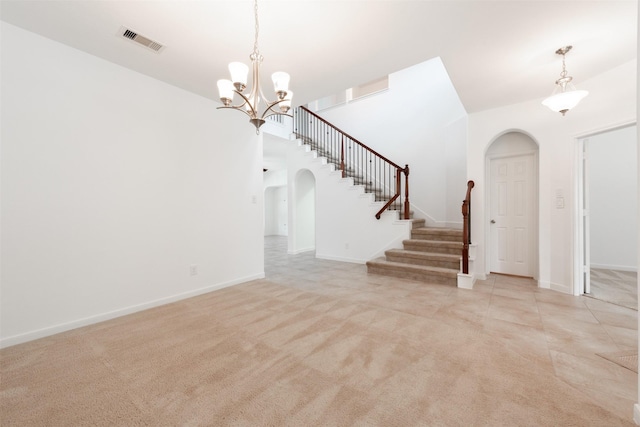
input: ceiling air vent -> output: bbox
[119,26,165,53]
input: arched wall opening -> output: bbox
[484,130,540,280]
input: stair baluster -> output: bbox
[294,106,410,220]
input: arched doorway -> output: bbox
[485,131,539,279]
[293,169,315,253]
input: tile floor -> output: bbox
[264,236,639,420]
[590,268,638,311]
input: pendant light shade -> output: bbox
[229,62,249,91]
[542,89,589,115]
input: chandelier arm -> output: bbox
[217,90,252,111]
[216,104,257,120]
[260,98,292,118]
[260,109,293,121]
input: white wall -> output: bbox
[0,23,264,347]
[286,142,412,262]
[316,58,468,227]
[294,170,315,251]
[468,59,637,294]
[588,125,637,271]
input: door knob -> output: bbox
[491,219,496,224]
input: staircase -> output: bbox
[294,106,410,220]
[292,106,472,287]
[366,219,462,285]
[304,139,386,201]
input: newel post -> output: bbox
[461,180,475,275]
[403,164,410,220]
[462,199,470,274]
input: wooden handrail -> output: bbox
[294,106,410,220]
[298,106,404,170]
[461,180,475,274]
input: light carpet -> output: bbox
[0,279,635,426]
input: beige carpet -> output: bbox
[1,280,635,426]
[598,350,639,373]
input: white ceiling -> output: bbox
[1,1,637,113]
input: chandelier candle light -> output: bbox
[217,0,292,133]
[542,45,588,116]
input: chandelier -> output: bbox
[542,46,588,116]
[216,0,292,133]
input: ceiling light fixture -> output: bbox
[216,0,292,133]
[542,45,588,116]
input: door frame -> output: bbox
[484,133,539,280]
[573,121,637,296]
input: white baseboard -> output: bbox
[590,263,637,272]
[0,273,264,349]
[550,281,572,294]
[288,247,315,255]
[315,253,366,264]
[634,403,640,425]
[538,280,551,289]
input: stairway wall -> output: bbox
[286,140,412,263]
[314,58,468,228]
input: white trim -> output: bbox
[574,120,636,140]
[457,273,474,289]
[590,263,638,272]
[572,121,638,296]
[574,136,589,296]
[288,247,315,255]
[0,274,264,349]
[633,403,640,425]
[316,254,366,264]
[550,281,572,295]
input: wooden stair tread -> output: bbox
[366,258,458,275]
[385,249,460,260]
[403,239,462,247]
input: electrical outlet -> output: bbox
[189,264,198,276]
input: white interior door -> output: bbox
[490,154,534,276]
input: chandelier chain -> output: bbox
[253,0,260,57]
[560,53,567,78]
